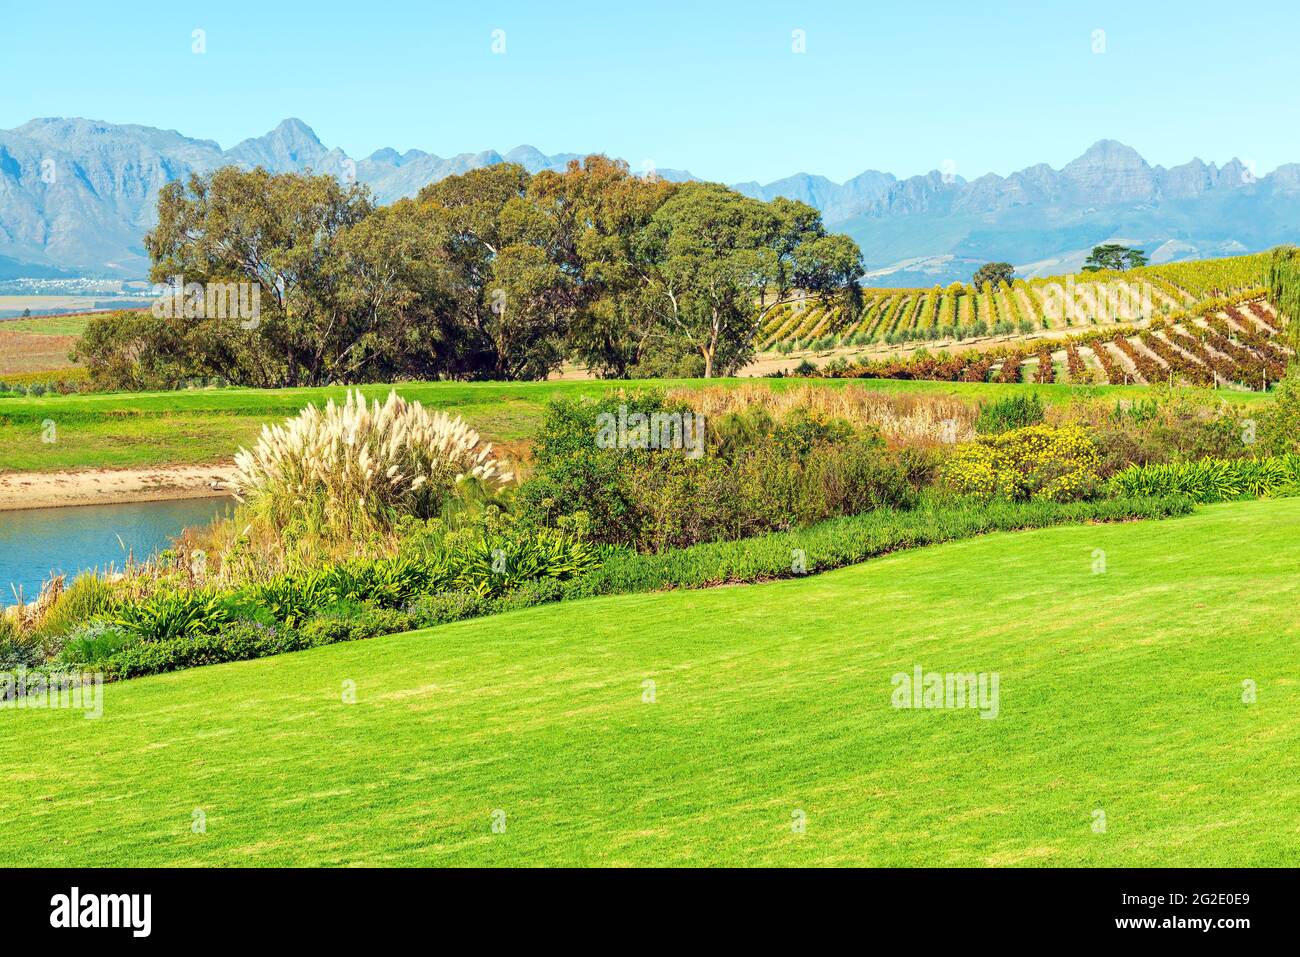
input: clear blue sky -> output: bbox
[3,0,1297,184]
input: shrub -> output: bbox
[297,606,417,645]
[0,614,42,669]
[976,393,1045,434]
[513,390,683,544]
[29,573,118,646]
[806,439,924,517]
[56,620,138,666]
[442,525,601,596]
[104,622,301,679]
[1107,455,1300,502]
[110,589,243,643]
[565,496,1191,596]
[1256,371,1300,455]
[1051,391,1249,475]
[233,389,511,537]
[941,425,1102,502]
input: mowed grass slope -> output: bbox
[0,376,1263,473]
[2,498,1298,867]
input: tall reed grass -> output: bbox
[233,389,512,538]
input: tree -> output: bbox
[973,262,1014,289]
[528,156,677,378]
[634,183,862,377]
[73,309,194,390]
[418,163,579,379]
[145,167,379,387]
[20,308,31,318]
[1083,244,1147,272]
[78,159,867,389]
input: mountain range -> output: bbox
[2,117,1298,286]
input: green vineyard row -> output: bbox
[761,252,1271,351]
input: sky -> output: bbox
[2,0,1298,185]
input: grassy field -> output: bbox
[2,497,1296,866]
[0,376,1265,473]
[0,314,95,335]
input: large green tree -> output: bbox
[634,183,862,377]
[79,160,866,389]
[529,156,678,378]
[143,167,440,387]
[1083,244,1148,272]
[973,262,1014,289]
[418,164,582,379]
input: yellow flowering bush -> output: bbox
[941,425,1101,502]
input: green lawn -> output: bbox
[2,497,1296,866]
[0,375,1263,473]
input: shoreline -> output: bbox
[0,464,239,511]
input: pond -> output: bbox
[0,497,235,606]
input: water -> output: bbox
[0,497,234,606]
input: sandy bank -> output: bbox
[0,464,238,511]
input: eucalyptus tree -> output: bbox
[634,183,863,377]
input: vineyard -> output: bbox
[812,299,1292,392]
[759,252,1270,352]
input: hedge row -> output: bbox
[90,495,1194,682]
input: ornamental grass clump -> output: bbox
[1107,454,1300,503]
[233,389,512,537]
[940,424,1101,502]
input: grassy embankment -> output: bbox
[0,376,1266,473]
[1,497,1296,866]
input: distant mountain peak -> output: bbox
[0,116,1292,286]
[225,118,329,171]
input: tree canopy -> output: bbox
[972,262,1014,290]
[1083,244,1148,272]
[77,159,863,388]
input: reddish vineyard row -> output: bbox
[808,301,1291,391]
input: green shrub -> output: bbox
[975,393,1045,434]
[297,606,417,645]
[514,391,684,544]
[0,615,42,669]
[104,622,300,679]
[1107,455,1300,503]
[1256,372,1300,455]
[111,589,244,643]
[55,620,135,666]
[563,496,1191,597]
[30,573,118,645]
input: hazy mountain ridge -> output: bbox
[1,117,1297,284]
